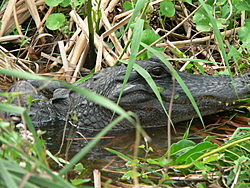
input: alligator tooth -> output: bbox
[232,102,235,105]
[219,101,222,104]
[226,103,229,106]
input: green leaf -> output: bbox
[46,13,66,30]
[72,0,86,7]
[228,46,241,63]
[147,158,159,165]
[215,0,227,6]
[221,4,230,18]
[176,142,218,163]
[140,29,161,46]
[202,153,223,163]
[215,18,227,29]
[186,152,204,164]
[60,0,70,7]
[158,157,170,167]
[148,147,153,152]
[194,4,228,31]
[0,159,75,188]
[0,122,11,129]
[193,7,211,31]
[173,48,185,58]
[234,0,250,11]
[138,145,146,149]
[160,0,175,17]
[46,150,67,167]
[196,182,207,188]
[227,156,250,185]
[122,170,141,180]
[157,87,164,93]
[193,160,205,170]
[125,0,147,32]
[123,1,133,11]
[239,22,250,50]
[204,136,213,142]
[106,148,162,177]
[169,139,196,156]
[138,29,164,59]
[45,0,63,7]
[215,69,230,75]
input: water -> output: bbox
[44,119,203,173]
[42,111,248,183]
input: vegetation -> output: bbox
[0,0,250,187]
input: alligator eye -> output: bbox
[151,67,165,77]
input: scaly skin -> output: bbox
[6,57,250,129]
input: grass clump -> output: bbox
[107,128,250,187]
[0,0,250,187]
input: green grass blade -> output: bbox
[59,112,136,176]
[125,0,148,33]
[198,0,233,81]
[0,160,18,188]
[0,68,137,176]
[198,0,228,64]
[166,58,221,66]
[115,0,148,64]
[116,18,144,107]
[39,166,77,188]
[1,159,75,188]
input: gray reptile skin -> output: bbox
[5,57,250,129]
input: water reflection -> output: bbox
[43,119,203,172]
[42,111,248,180]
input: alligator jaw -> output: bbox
[113,60,250,126]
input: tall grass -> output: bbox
[0,69,137,187]
[0,0,246,187]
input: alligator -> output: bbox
[5,57,250,129]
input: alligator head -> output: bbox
[5,57,250,129]
[104,57,250,128]
[47,57,250,129]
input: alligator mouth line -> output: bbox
[120,91,247,107]
[119,84,250,106]
[164,98,245,107]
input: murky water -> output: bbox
[42,111,248,183]
[43,119,205,177]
